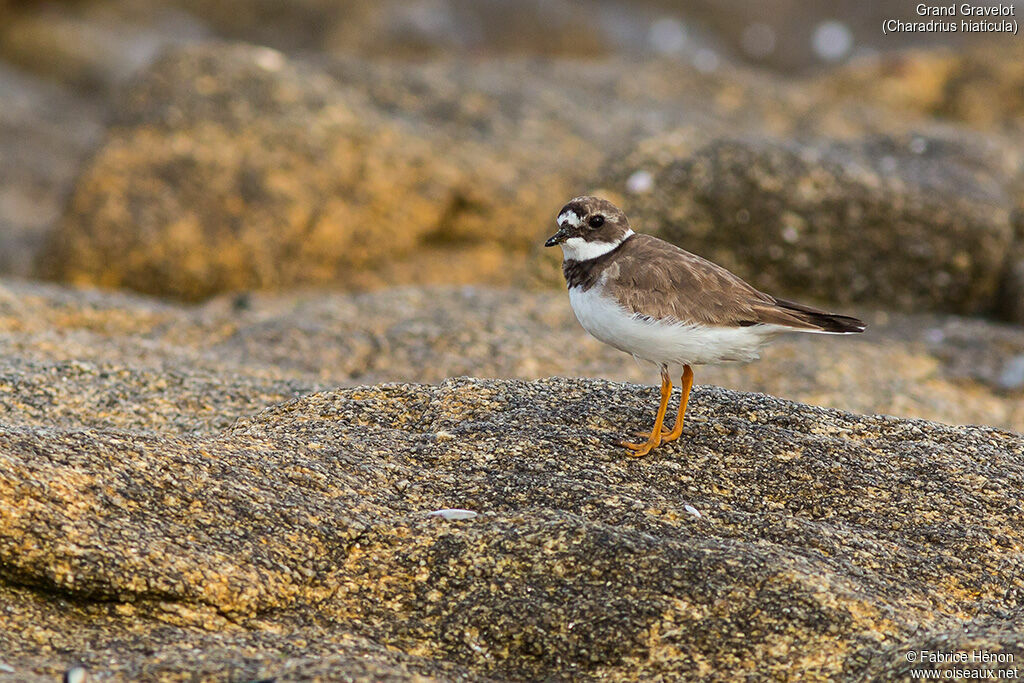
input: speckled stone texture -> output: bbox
[0,278,1023,679]
[3,6,1024,681]
[0,377,1022,681]
[607,133,1022,319]
[3,279,1024,435]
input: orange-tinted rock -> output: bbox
[38,44,583,300]
[0,374,1022,680]
[33,41,1024,316]
[820,43,1024,133]
[2,277,1023,679]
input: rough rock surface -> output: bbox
[607,133,1022,318]
[1,376,1022,681]
[1,5,1022,679]
[2,279,1023,436]
[2,279,1023,679]
[39,43,519,300]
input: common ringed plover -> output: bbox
[546,195,865,457]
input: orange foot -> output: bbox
[624,365,694,455]
[620,431,663,458]
[620,367,672,458]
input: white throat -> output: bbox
[560,229,634,262]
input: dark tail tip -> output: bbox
[773,297,866,334]
[815,313,866,334]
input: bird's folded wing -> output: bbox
[609,234,862,332]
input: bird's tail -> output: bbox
[767,297,866,334]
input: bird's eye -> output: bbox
[588,215,605,228]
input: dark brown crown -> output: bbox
[556,196,632,244]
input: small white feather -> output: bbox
[428,508,478,521]
[557,211,583,228]
[559,229,634,262]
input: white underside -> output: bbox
[569,285,791,367]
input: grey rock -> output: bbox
[608,134,1020,318]
[2,279,1023,435]
[0,64,104,277]
[997,355,1024,392]
[1,277,1023,678]
[0,376,1021,680]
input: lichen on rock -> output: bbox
[0,375,1022,680]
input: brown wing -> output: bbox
[607,234,864,332]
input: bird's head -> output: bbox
[545,196,633,261]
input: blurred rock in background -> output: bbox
[609,133,1020,316]
[0,63,103,276]
[5,0,1016,73]
[2,0,1022,318]
[26,43,1024,322]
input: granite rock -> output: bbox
[38,43,488,300]
[34,42,794,299]
[607,133,1022,319]
[36,41,1024,316]
[2,279,1023,436]
[0,376,1022,680]
[2,278,1023,678]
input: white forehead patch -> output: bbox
[557,211,583,228]
[559,230,634,262]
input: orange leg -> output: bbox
[621,366,672,458]
[659,365,693,444]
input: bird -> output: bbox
[545,195,865,458]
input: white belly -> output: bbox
[568,285,776,366]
